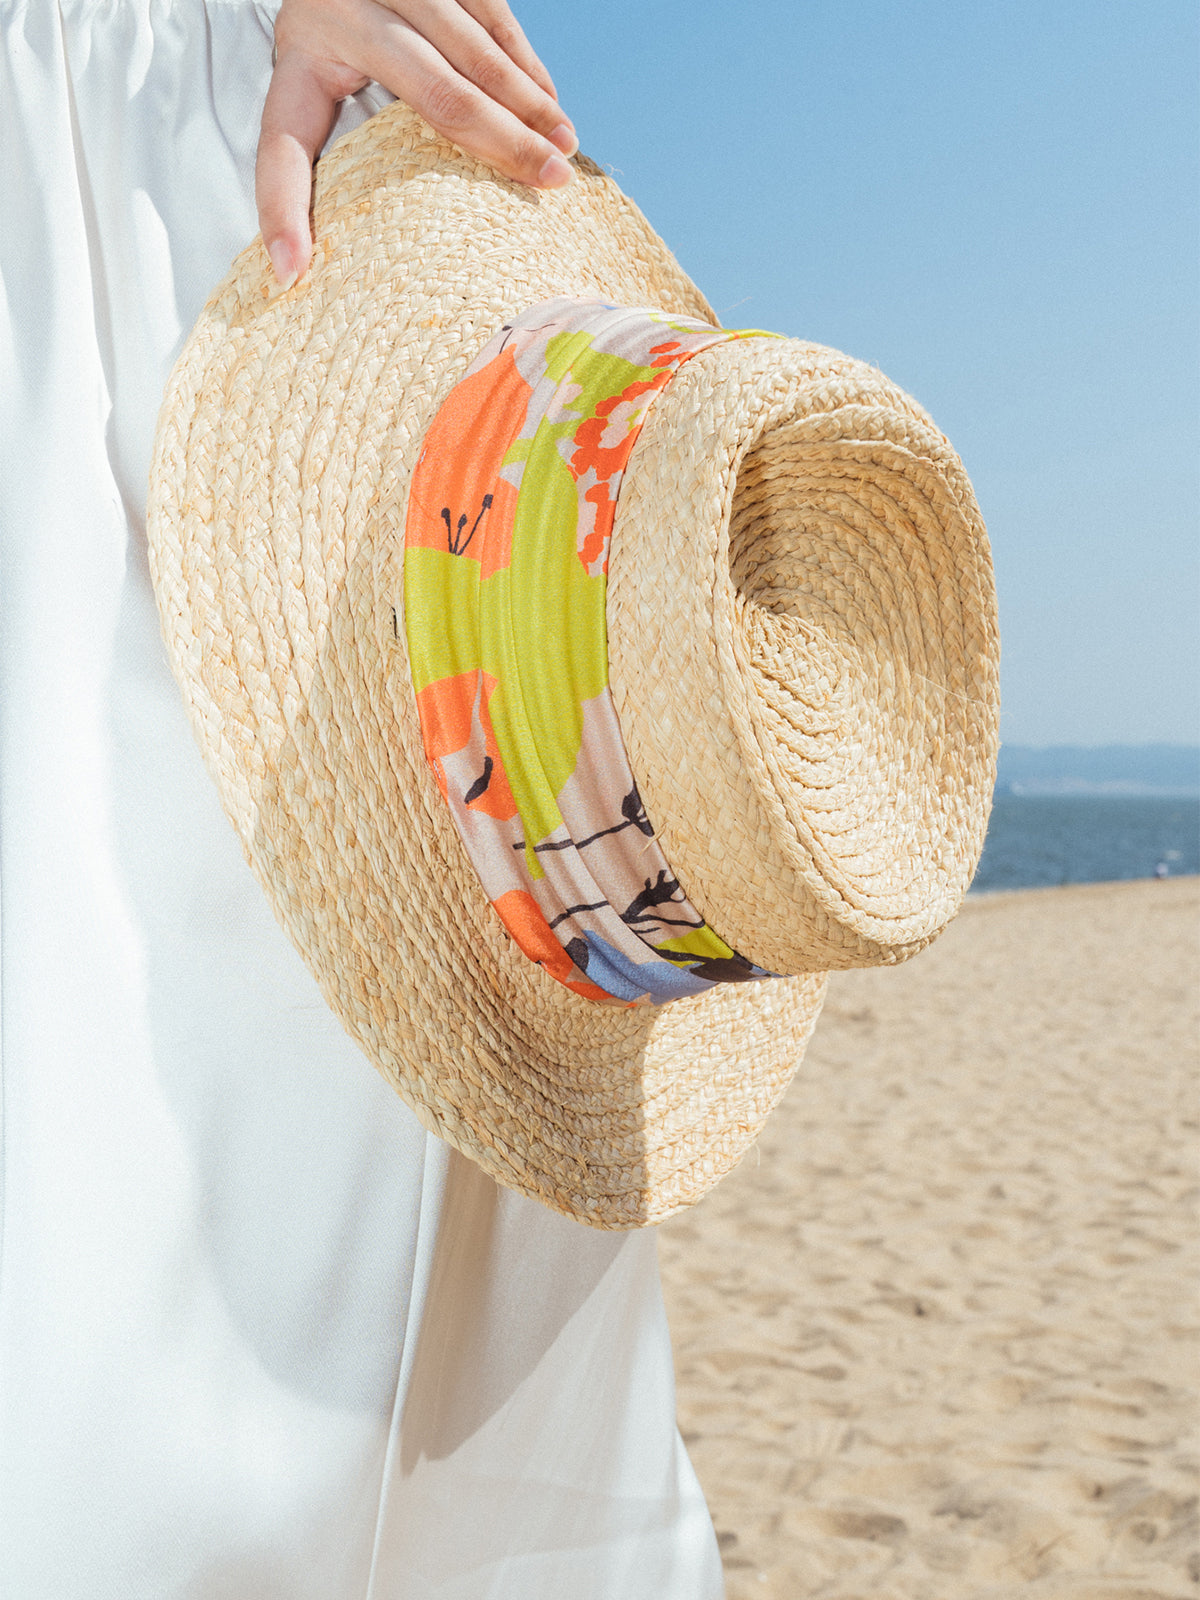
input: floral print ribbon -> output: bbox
[404,297,776,1006]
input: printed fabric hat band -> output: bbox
[404,296,777,1006]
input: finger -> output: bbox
[380,0,576,154]
[256,47,365,285]
[358,17,576,187]
[454,0,559,102]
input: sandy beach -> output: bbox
[658,876,1198,1600]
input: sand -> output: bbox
[658,876,1199,1600]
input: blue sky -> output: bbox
[520,0,1198,746]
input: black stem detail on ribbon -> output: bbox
[547,900,609,931]
[620,871,706,933]
[621,787,655,836]
[666,953,761,982]
[463,757,493,806]
[441,493,493,556]
[514,788,654,853]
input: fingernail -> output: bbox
[549,122,579,157]
[267,239,298,290]
[538,152,574,189]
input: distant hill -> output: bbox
[995,744,1200,796]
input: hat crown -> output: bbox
[609,337,999,973]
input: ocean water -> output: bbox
[970,794,1200,893]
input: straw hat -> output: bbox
[147,101,999,1228]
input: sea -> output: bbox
[970,794,1200,893]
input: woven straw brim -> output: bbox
[147,104,996,1227]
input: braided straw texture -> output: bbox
[147,103,997,1228]
[611,340,999,974]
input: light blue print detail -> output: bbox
[580,932,712,1005]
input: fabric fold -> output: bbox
[405,296,776,1005]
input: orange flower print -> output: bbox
[491,888,612,1001]
[414,669,517,821]
[406,299,777,1007]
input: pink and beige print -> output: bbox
[404,297,777,1005]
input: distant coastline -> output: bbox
[994,742,1200,798]
[972,790,1198,891]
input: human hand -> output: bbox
[257,0,577,286]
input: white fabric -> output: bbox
[0,2,725,1594]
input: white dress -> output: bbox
[0,2,724,1594]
